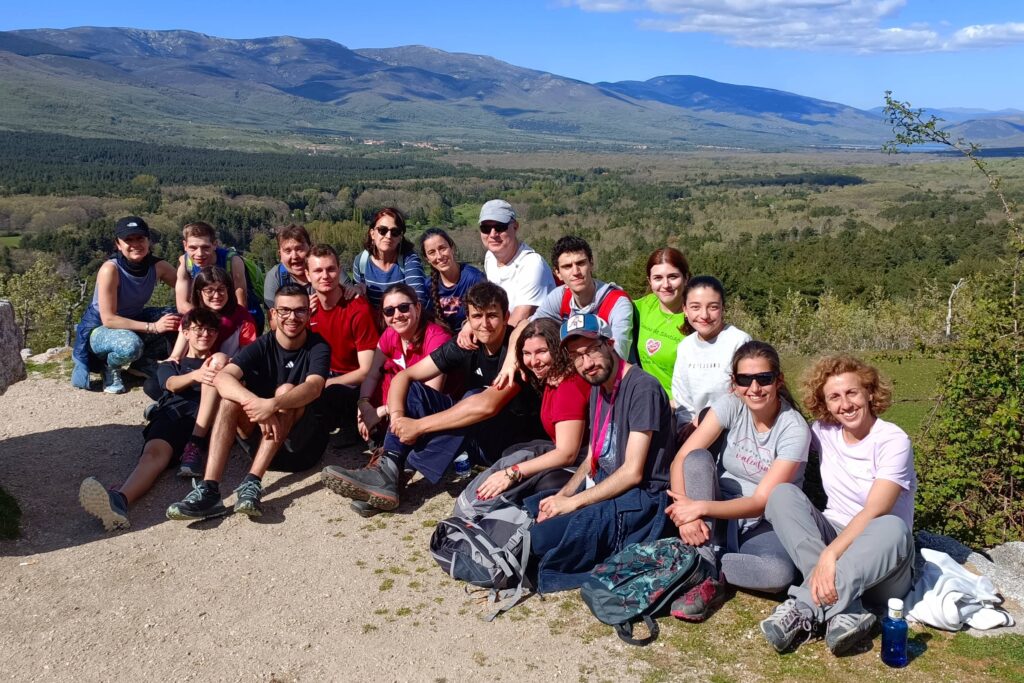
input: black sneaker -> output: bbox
[166,480,228,521]
[233,478,263,517]
[321,454,400,511]
[79,477,130,531]
[760,598,817,653]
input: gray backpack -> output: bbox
[429,505,534,620]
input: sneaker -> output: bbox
[178,441,207,479]
[233,478,264,517]
[79,477,129,531]
[321,454,400,511]
[166,480,228,521]
[102,366,126,394]
[143,401,159,421]
[670,575,727,622]
[825,611,876,655]
[760,598,817,653]
[71,359,91,390]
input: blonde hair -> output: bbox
[802,354,893,424]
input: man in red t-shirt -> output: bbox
[307,245,379,436]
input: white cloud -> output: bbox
[569,0,1024,53]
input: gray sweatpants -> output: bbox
[682,449,797,593]
[764,482,915,621]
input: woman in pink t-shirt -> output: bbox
[760,355,916,657]
[473,318,590,502]
[356,283,451,445]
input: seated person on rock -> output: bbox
[71,216,180,394]
[79,308,224,531]
[174,221,264,333]
[321,281,544,513]
[306,244,379,441]
[523,313,675,594]
[165,284,330,522]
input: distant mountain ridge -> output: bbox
[0,27,1020,151]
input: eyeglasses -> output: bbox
[275,306,310,319]
[374,226,405,238]
[479,221,511,235]
[188,326,217,336]
[734,371,778,387]
[382,302,415,318]
[201,286,228,297]
[568,340,605,367]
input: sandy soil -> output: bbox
[0,379,641,682]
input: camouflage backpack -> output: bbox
[580,537,708,646]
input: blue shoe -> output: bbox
[71,359,91,390]
[79,477,129,531]
[103,366,126,394]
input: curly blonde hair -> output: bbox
[802,355,893,424]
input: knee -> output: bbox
[210,352,229,368]
[275,383,295,397]
[722,553,796,594]
[874,515,914,557]
[140,441,172,467]
[764,482,804,522]
[682,449,714,479]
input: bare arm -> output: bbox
[387,355,444,417]
[174,257,193,314]
[507,304,537,327]
[492,318,529,388]
[416,383,518,435]
[327,348,375,387]
[669,409,724,497]
[229,254,247,308]
[273,374,327,411]
[691,458,803,521]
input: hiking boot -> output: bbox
[79,477,129,531]
[321,454,400,511]
[233,478,264,517]
[760,598,817,653]
[102,366,127,394]
[71,359,91,390]
[825,611,876,655]
[670,575,727,622]
[166,480,228,521]
[178,441,207,479]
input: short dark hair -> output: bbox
[275,283,309,303]
[191,266,237,316]
[182,222,217,241]
[552,235,593,266]
[276,224,311,246]
[464,281,509,317]
[181,307,220,331]
[307,243,339,265]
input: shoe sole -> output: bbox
[177,467,204,479]
[103,386,127,395]
[827,616,876,655]
[321,470,399,511]
[234,502,263,518]
[350,500,382,518]
[165,504,230,521]
[79,478,129,531]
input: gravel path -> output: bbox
[0,379,640,682]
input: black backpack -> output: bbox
[580,537,709,646]
[430,505,534,620]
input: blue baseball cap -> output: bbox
[560,313,612,344]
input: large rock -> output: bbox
[0,300,27,395]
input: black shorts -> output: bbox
[237,409,329,473]
[313,383,359,431]
[142,403,199,463]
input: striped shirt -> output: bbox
[352,249,429,310]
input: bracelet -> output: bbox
[146,322,154,334]
[505,464,523,483]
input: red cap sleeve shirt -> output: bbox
[309,295,380,375]
[540,372,590,443]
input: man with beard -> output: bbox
[166,285,330,521]
[524,313,675,593]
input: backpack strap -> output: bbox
[596,287,628,322]
[483,527,532,622]
[559,287,573,318]
[277,262,291,287]
[614,615,659,647]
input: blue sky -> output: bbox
[3,1,1023,110]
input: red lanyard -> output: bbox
[590,360,627,476]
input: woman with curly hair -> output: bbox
[760,355,916,657]
[458,318,589,514]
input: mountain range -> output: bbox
[1,27,1021,151]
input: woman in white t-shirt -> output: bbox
[671,276,751,441]
[760,355,916,657]
[666,340,810,622]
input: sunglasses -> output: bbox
[479,221,511,235]
[382,302,415,318]
[374,226,404,238]
[734,371,778,387]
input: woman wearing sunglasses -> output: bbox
[355,284,452,450]
[665,340,810,622]
[352,207,429,311]
[759,356,915,656]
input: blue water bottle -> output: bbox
[453,453,471,480]
[881,597,909,668]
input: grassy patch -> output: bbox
[0,234,21,247]
[378,578,394,591]
[0,485,21,540]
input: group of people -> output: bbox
[75,199,917,656]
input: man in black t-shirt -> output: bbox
[80,309,223,531]
[167,284,330,521]
[322,282,543,513]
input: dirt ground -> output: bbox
[0,379,640,682]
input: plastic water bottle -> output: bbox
[453,453,471,480]
[881,597,909,668]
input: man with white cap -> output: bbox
[478,199,556,326]
[521,313,675,593]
